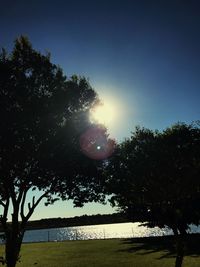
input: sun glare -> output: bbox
[90,103,114,125]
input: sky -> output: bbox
[1,0,200,220]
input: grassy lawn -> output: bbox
[0,236,200,267]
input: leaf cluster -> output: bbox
[105,122,200,232]
[0,36,105,207]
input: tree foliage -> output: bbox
[105,122,200,230]
[105,122,200,267]
[0,36,111,267]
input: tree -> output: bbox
[105,122,200,267]
[0,36,113,267]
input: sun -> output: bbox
[90,102,114,125]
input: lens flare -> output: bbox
[80,126,115,160]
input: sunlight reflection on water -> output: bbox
[19,222,200,243]
[1,223,199,244]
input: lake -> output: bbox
[20,222,200,243]
[1,222,199,243]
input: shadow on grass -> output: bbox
[118,234,200,260]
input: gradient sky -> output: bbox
[1,0,200,220]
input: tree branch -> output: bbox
[0,198,10,230]
[0,200,6,208]
[0,186,10,230]
[3,199,9,221]
[22,191,49,224]
[20,189,28,221]
[17,188,24,205]
[9,182,17,206]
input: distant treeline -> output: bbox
[27,213,128,229]
[0,213,128,232]
[24,213,128,230]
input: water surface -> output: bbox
[22,222,200,243]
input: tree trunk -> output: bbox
[174,227,187,267]
[175,235,184,267]
[1,190,46,267]
[5,228,24,267]
[172,226,178,236]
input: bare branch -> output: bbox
[0,199,10,230]
[17,188,24,205]
[23,191,49,223]
[32,196,35,207]
[20,189,28,220]
[3,199,9,220]
[0,200,6,208]
[0,186,10,230]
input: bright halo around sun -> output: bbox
[90,102,114,125]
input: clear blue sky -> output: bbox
[1,0,200,220]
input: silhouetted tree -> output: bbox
[0,36,114,267]
[105,122,200,267]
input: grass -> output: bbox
[0,235,200,267]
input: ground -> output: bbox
[0,236,200,267]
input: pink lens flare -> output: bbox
[80,126,115,160]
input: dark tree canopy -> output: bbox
[0,36,113,267]
[105,122,200,232]
[105,122,200,267]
